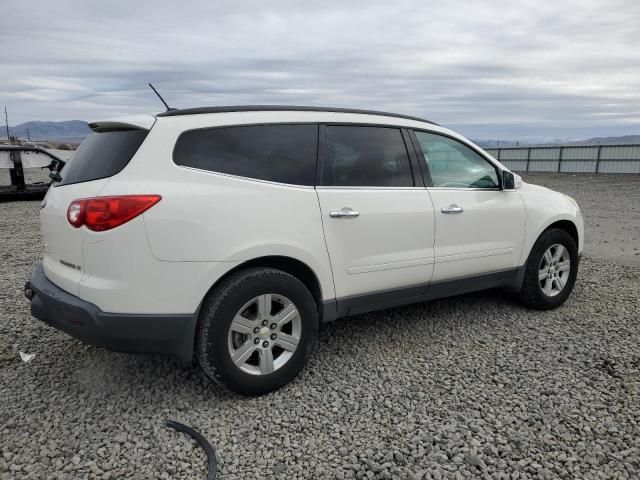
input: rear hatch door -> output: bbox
[41,116,154,295]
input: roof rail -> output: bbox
[156,105,437,125]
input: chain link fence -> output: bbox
[484,144,640,174]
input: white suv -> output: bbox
[25,106,583,395]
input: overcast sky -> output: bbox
[1,0,639,140]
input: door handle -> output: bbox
[441,204,463,214]
[330,208,360,218]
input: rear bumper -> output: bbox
[25,263,197,362]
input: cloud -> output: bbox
[1,0,639,139]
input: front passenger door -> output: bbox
[411,130,526,282]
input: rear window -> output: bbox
[58,130,148,186]
[321,126,414,187]
[173,124,318,186]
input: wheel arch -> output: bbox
[545,219,579,249]
[521,214,581,265]
[513,216,581,293]
[517,220,580,309]
[200,255,325,320]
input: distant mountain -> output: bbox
[476,135,640,148]
[3,121,638,147]
[474,139,535,148]
[2,120,90,142]
[566,135,640,146]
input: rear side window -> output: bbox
[321,126,413,187]
[58,130,148,186]
[173,124,318,186]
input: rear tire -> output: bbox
[519,228,579,310]
[196,267,319,395]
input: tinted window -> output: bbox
[321,126,413,187]
[174,124,318,185]
[58,130,148,186]
[413,131,499,188]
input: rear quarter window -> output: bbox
[173,124,318,186]
[58,130,148,186]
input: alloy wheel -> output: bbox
[538,243,571,297]
[227,294,301,375]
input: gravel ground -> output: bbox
[521,173,640,265]
[1,174,639,479]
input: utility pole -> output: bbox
[4,106,9,140]
[27,127,30,142]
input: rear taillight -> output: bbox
[67,195,161,231]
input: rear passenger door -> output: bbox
[316,125,436,302]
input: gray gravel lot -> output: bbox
[522,173,640,265]
[1,173,639,479]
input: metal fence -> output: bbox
[484,144,640,174]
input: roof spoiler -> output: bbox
[88,115,156,133]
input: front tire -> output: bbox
[196,267,319,395]
[519,228,579,310]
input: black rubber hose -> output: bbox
[166,420,217,480]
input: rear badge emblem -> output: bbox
[59,259,82,271]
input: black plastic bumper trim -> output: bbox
[322,267,524,322]
[25,263,197,362]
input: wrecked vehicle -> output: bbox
[0,145,66,202]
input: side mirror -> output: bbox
[502,170,516,191]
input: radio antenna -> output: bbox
[148,83,174,112]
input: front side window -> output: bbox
[321,126,413,187]
[174,124,318,186]
[413,131,499,188]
